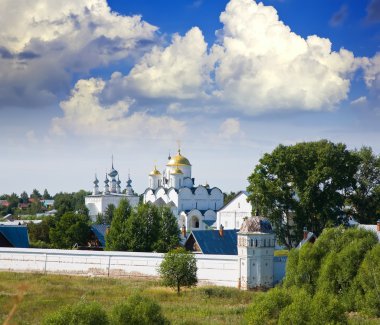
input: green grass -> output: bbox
[0,272,255,324]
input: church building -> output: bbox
[143,149,224,232]
[85,161,139,221]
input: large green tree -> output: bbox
[49,212,90,249]
[126,203,160,252]
[105,199,132,251]
[153,206,180,253]
[347,146,380,224]
[247,140,358,248]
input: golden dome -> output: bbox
[149,166,161,176]
[171,167,183,175]
[167,150,191,166]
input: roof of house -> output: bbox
[357,224,380,242]
[91,224,109,247]
[0,225,29,248]
[297,231,317,249]
[187,229,238,255]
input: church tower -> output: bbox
[92,175,99,195]
[149,166,161,189]
[238,217,275,289]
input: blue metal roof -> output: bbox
[189,229,238,255]
[91,224,109,247]
[0,225,29,248]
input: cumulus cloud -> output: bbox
[0,0,157,108]
[362,53,380,90]
[51,78,185,139]
[103,27,213,100]
[211,0,357,114]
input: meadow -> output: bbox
[0,272,254,324]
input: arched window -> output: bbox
[191,216,200,229]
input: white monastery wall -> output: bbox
[0,248,240,288]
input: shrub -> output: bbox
[43,301,108,325]
[110,294,168,325]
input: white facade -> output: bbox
[238,217,276,289]
[144,149,224,231]
[217,191,253,230]
[85,161,139,221]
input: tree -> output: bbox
[105,199,132,251]
[347,146,380,224]
[43,301,108,325]
[223,191,237,205]
[50,212,90,249]
[54,190,90,218]
[247,140,358,248]
[126,203,160,252]
[159,247,197,294]
[104,204,115,224]
[43,189,52,200]
[20,191,29,203]
[28,216,55,244]
[110,294,168,325]
[153,206,180,253]
[31,189,42,200]
[353,244,380,317]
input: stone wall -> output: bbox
[0,248,239,287]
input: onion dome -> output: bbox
[104,174,109,184]
[149,166,161,176]
[171,166,183,175]
[117,176,121,186]
[126,175,132,187]
[108,165,118,178]
[93,175,99,185]
[167,149,191,166]
[239,217,272,234]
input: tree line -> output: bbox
[247,140,380,248]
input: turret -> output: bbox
[170,166,184,189]
[116,176,121,194]
[166,149,192,179]
[125,174,134,195]
[93,174,99,195]
[149,166,161,189]
[104,174,110,194]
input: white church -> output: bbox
[143,149,224,232]
[85,161,139,220]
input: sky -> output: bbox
[0,0,379,196]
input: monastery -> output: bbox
[144,149,224,232]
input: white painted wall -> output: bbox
[0,248,240,288]
[217,192,253,230]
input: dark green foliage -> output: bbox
[104,203,115,224]
[153,206,180,253]
[353,245,380,317]
[277,289,311,325]
[31,188,42,199]
[110,294,169,325]
[43,189,52,200]
[20,191,29,203]
[247,140,359,248]
[43,301,108,325]
[347,147,380,224]
[106,199,132,251]
[54,190,89,217]
[126,203,160,252]
[159,247,197,294]
[28,216,55,244]
[49,212,90,249]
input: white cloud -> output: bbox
[218,118,243,139]
[105,27,212,100]
[362,53,380,90]
[211,0,357,114]
[0,0,157,107]
[350,96,367,106]
[51,78,186,139]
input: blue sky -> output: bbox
[0,0,379,196]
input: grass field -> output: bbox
[0,272,255,324]
[1,272,378,324]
